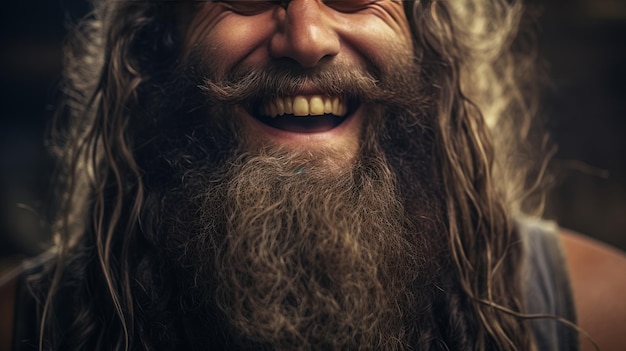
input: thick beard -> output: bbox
[160,145,443,350]
[147,47,446,350]
[155,113,446,350]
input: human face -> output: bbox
[179,0,413,158]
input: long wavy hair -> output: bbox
[36,0,548,349]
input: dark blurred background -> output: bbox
[0,0,625,262]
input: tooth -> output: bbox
[293,96,309,116]
[275,98,285,116]
[309,95,324,115]
[332,97,341,115]
[340,101,347,116]
[324,98,332,114]
[284,97,293,114]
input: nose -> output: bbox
[269,0,340,67]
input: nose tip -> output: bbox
[270,0,340,67]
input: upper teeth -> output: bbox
[263,95,347,118]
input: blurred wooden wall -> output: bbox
[537,0,626,250]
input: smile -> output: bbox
[251,95,356,134]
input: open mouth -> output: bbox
[250,95,357,134]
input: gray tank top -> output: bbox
[519,218,579,351]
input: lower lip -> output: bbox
[241,106,362,146]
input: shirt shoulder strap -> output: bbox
[518,217,579,351]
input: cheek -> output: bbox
[336,9,413,69]
[183,8,276,79]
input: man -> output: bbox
[1,0,625,350]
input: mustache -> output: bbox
[197,60,412,106]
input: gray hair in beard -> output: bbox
[155,49,444,350]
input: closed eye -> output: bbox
[323,0,381,13]
[211,0,282,15]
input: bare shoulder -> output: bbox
[560,229,626,351]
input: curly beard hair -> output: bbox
[158,150,443,350]
[139,47,448,350]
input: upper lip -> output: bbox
[291,83,326,96]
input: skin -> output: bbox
[175,2,626,348]
[1,1,625,349]
[561,231,626,351]
[179,0,412,157]
[1,233,625,350]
